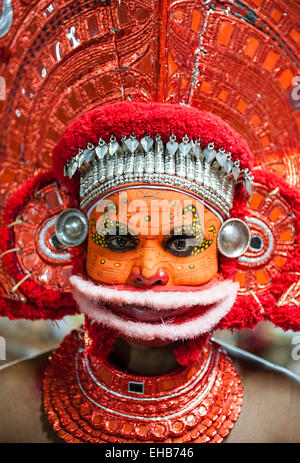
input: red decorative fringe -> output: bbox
[83,316,118,362]
[173,333,211,367]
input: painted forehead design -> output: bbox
[86,186,224,223]
[90,202,217,256]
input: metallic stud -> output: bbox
[55,209,88,247]
[217,218,251,258]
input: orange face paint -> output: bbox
[86,188,221,286]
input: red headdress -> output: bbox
[0,0,299,445]
[0,1,299,346]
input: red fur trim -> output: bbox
[0,171,77,320]
[173,333,211,367]
[52,101,254,202]
[83,316,118,361]
[217,294,265,330]
[266,303,300,332]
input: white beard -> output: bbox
[70,275,239,342]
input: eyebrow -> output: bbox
[169,224,197,237]
[97,219,137,236]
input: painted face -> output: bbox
[86,188,221,286]
[70,187,239,343]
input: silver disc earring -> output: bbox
[55,209,88,247]
[217,218,251,258]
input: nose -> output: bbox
[130,266,169,287]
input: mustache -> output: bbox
[70,276,236,310]
[70,275,239,342]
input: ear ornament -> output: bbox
[217,218,251,258]
[55,209,88,247]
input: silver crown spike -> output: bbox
[69,160,78,178]
[124,134,139,154]
[109,135,120,155]
[244,178,253,195]
[121,134,128,156]
[192,138,202,160]
[76,148,85,168]
[93,163,99,186]
[65,133,252,216]
[166,134,178,156]
[204,142,217,163]
[95,138,108,160]
[64,161,71,177]
[141,135,154,153]
[98,156,107,183]
[155,134,164,174]
[244,169,254,195]
[135,152,144,176]
[215,147,226,167]
[83,143,95,163]
[232,160,240,180]
[179,135,191,156]
[124,152,135,174]
[186,154,195,181]
[224,153,233,174]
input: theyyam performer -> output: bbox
[0,0,299,443]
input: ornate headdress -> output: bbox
[0,0,299,342]
[53,101,254,219]
[0,0,300,445]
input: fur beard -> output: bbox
[70,275,239,345]
[83,315,212,368]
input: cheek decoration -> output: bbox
[191,225,216,256]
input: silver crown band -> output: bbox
[64,134,253,217]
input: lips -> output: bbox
[103,300,213,324]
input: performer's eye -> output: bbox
[163,235,195,257]
[105,235,139,252]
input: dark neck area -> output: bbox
[109,337,179,375]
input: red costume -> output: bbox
[0,0,299,443]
